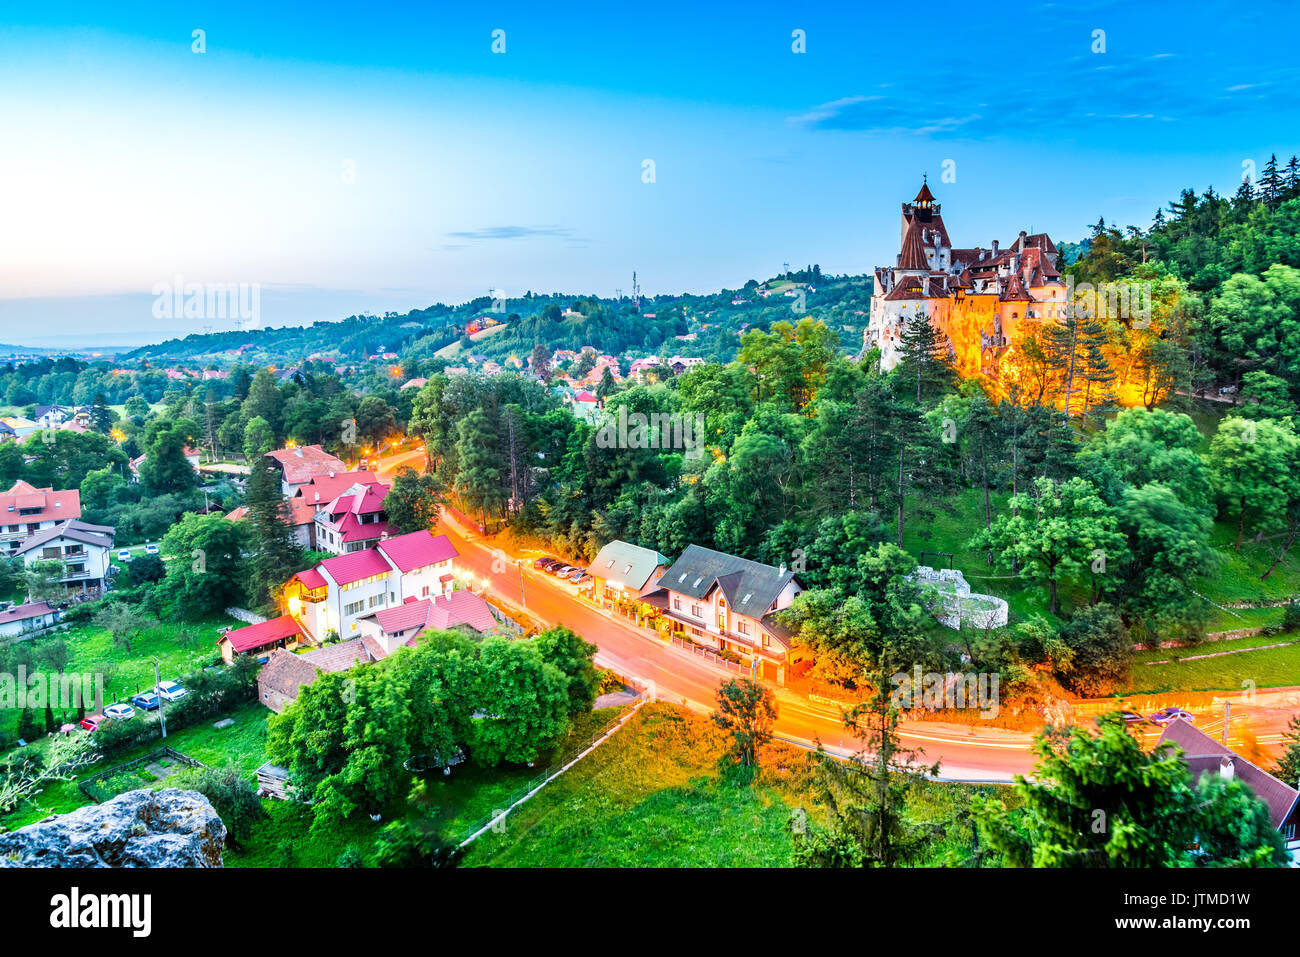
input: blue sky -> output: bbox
[0,0,1296,346]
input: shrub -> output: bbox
[335,844,366,868]
[1283,600,1300,634]
[188,765,266,847]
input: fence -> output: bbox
[455,698,645,847]
[667,635,754,675]
[80,746,206,803]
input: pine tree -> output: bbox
[895,310,952,405]
[243,443,301,610]
[1261,154,1282,210]
[1285,156,1300,201]
[792,636,940,868]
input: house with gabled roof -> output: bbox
[265,444,348,496]
[313,479,392,554]
[16,519,115,596]
[218,614,305,664]
[255,640,374,713]
[589,540,672,614]
[0,481,83,557]
[642,544,804,681]
[283,529,459,643]
[357,590,499,657]
[1157,719,1300,865]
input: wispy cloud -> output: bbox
[446,225,577,241]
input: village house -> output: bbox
[217,614,306,664]
[589,540,672,621]
[265,444,348,497]
[15,519,116,596]
[256,640,371,713]
[356,589,499,658]
[0,601,61,640]
[1158,719,1300,866]
[642,544,804,682]
[283,529,459,643]
[313,479,393,554]
[0,481,82,557]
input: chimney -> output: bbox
[778,561,787,575]
[991,240,999,256]
[1017,230,1027,251]
[1219,756,1235,781]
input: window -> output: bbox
[368,594,385,609]
[691,604,702,617]
[762,634,771,648]
[623,563,632,575]
[343,600,364,616]
[673,599,681,610]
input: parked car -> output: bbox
[103,702,135,721]
[1149,707,1195,725]
[540,559,565,572]
[571,572,592,585]
[567,568,587,582]
[144,543,159,555]
[131,691,161,711]
[1120,709,1148,725]
[552,565,575,577]
[80,714,103,732]
[117,548,132,561]
[155,680,187,702]
[533,557,557,570]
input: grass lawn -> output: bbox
[465,702,1006,867]
[1125,634,1300,694]
[226,705,633,868]
[0,612,234,748]
[0,700,268,831]
[902,487,1300,628]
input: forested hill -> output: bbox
[122,270,874,368]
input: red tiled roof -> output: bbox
[377,529,457,573]
[290,567,327,590]
[0,481,81,523]
[372,601,432,635]
[266,445,348,485]
[371,591,497,638]
[221,615,303,653]
[898,220,929,271]
[299,637,371,672]
[317,548,393,586]
[914,180,936,204]
[426,591,496,633]
[0,601,57,625]
[294,471,386,505]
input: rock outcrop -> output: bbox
[0,788,226,868]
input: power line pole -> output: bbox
[153,660,166,740]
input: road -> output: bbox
[436,510,1039,781]
[373,448,1298,781]
[374,447,427,482]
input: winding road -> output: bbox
[381,452,1297,783]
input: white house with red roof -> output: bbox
[313,479,392,554]
[356,590,499,658]
[265,444,348,496]
[0,481,82,557]
[283,529,459,643]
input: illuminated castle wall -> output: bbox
[866,180,1067,377]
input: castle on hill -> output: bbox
[866,179,1068,377]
